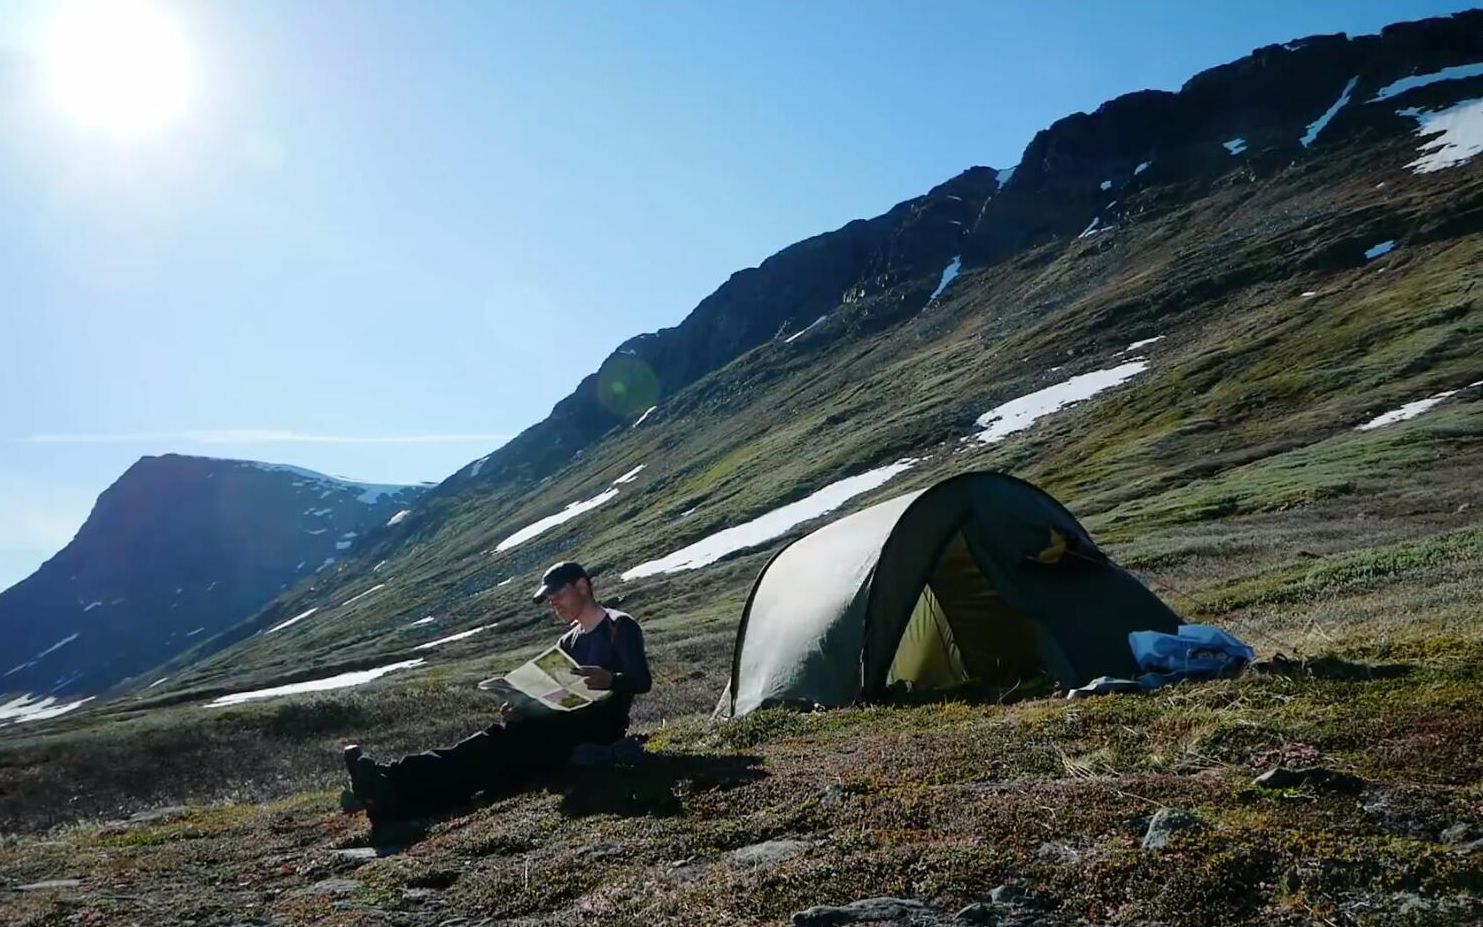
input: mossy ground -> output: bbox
[3,442,1481,925]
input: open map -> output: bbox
[478,644,611,712]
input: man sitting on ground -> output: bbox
[343,561,651,824]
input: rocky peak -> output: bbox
[0,455,427,701]
[964,11,1483,264]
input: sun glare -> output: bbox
[43,0,194,137]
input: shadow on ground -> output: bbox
[357,749,766,848]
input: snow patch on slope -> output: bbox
[1398,97,1483,173]
[1302,76,1358,147]
[612,464,646,485]
[1371,61,1483,102]
[1365,240,1396,260]
[975,361,1149,444]
[207,660,425,707]
[413,625,494,651]
[1357,382,1482,430]
[243,461,415,505]
[267,607,319,634]
[0,693,95,726]
[928,256,962,301]
[496,488,622,552]
[622,459,921,580]
[784,317,827,344]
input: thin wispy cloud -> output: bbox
[19,430,511,445]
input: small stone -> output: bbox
[792,897,937,926]
[1142,808,1203,850]
[1252,766,1365,793]
[13,879,81,892]
[1440,823,1474,845]
[127,805,189,824]
[1034,841,1080,863]
[954,901,999,924]
[988,883,1027,905]
[334,847,381,862]
[733,839,812,867]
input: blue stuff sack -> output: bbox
[1128,624,1254,678]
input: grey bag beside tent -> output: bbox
[716,471,1181,719]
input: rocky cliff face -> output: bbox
[443,11,1483,500]
[968,13,1483,262]
[443,166,1002,492]
[0,455,427,698]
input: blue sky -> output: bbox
[0,0,1475,591]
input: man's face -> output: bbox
[544,579,590,622]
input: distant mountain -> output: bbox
[0,455,428,699]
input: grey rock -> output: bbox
[733,838,813,867]
[334,847,381,862]
[792,897,938,926]
[581,842,624,859]
[988,884,1027,905]
[665,855,713,885]
[1252,766,1365,793]
[1360,790,1432,840]
[300,878,362,896]
[127,805,189,824]
[13,879,81,892]
[1440,823,1474,845]
[1142,808,1202,850]
[1034,841,1081,863]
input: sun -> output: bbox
[43,0,195,137]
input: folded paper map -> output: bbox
[478,644,611,712]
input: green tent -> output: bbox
[717,471,1181,718]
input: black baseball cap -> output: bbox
[531,561,589,602]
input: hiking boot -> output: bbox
[342,744,398,825]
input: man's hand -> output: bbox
[573,665,613,690]
[499,701,523,724]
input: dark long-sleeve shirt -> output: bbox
[557,608,652,718]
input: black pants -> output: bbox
[383,701,627,813]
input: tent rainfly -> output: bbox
[716,471,1181,719]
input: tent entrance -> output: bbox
[886,531,1046,694]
